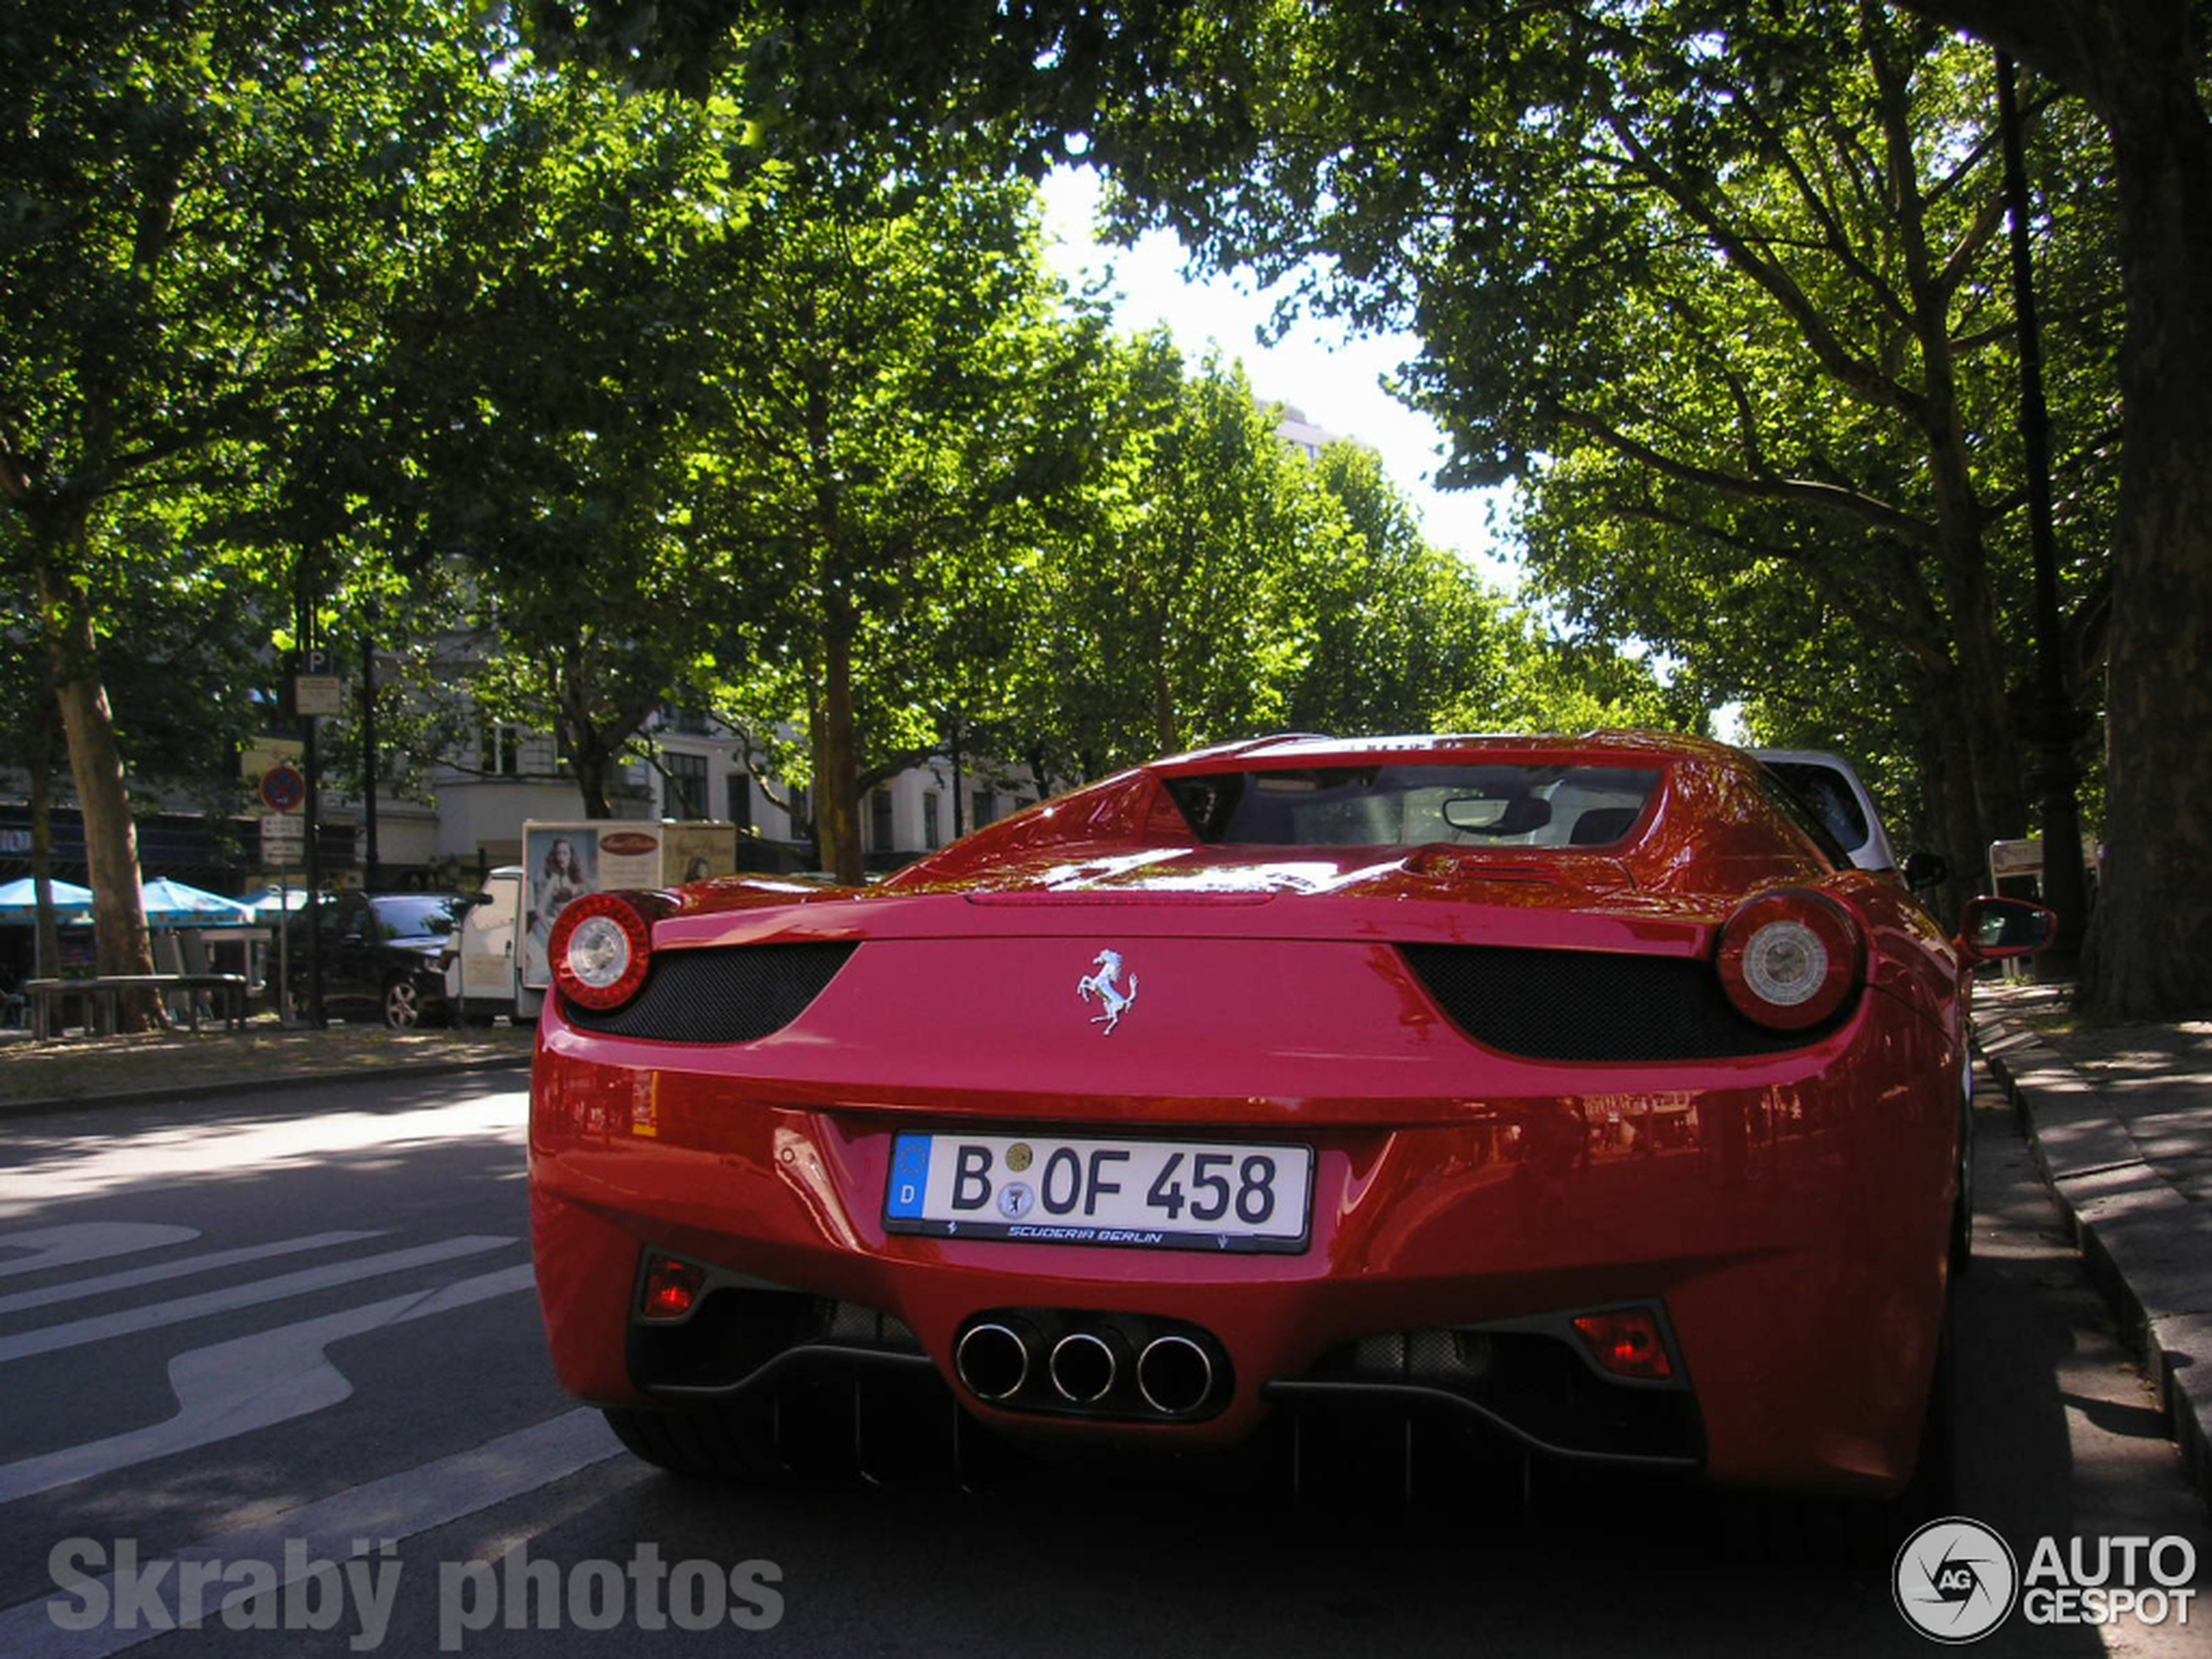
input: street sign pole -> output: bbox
[278,866,292,1028]
[258,805,304,1026]
[305,707,323,1028]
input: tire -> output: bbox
[381,976,435,1029]
[1793,1291,1958,1564]
[604,1401,783,1483]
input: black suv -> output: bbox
[282,891,470,1028]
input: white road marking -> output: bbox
[0,1406,622,1659]
[0,1231,384,1317]
[0,1224,199,1280]
[0,1260,539,1505]
[0,1237,516,1365]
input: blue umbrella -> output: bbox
[0,877,93,925]
[0,878,95,979]
[138,879,255,927]
[236,885,309,920]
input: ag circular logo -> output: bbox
[1895,1517,2020,1643]
[997,1182,1035,1220]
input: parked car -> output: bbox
[283,890,471,1028]
[528,732,2050,1526]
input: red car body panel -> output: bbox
[529,733,1967,1495]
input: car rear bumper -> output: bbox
[529,982,1957,1496]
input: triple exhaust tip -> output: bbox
[954,1321,1217,1416]
[954,1322,1030,1401]
[1049,1330,1123,1404]
[1135,1334,1214,1415]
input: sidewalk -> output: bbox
[0,1017,534,1118]
[1972,979,2212,1510]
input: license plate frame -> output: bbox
[883,1130,1314,1254]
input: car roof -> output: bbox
[1149,729,1737,773]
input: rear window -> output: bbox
[1163,765,1662,849]
[368,894,468,939]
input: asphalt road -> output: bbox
[0,1069,2203,1659]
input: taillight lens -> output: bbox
[1716,888,1862,1030]
[549,893,654,1010]
[1572,1309,1676,1380]
[640,1254,705,1321]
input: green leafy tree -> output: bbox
[382,79,756,816]
[2,0,492,998]
[996,337,1327,777]
[688,166,1088,882]
[518,0,2212,1014]
[1282,443,1522,738]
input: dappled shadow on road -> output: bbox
[0,1080,529,1221]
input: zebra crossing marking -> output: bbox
[0,1226,199,1281]
[0,1407,623,1659]
[0,1237,516,1365]
[0,1261,539,1504]
[0,1231,383,1317]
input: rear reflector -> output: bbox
[640,1255,705,1321]
[1572,1309,1676,1380]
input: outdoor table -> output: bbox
[24,974,250,1039]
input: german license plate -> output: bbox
[884,1131,1312,1253]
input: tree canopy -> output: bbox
[514,0,2212,1015]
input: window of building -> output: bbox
[923,792,941,849]
[478,725,523,777]
[663,752,708,819]
[870,790,895,853]
[971,789,995,829]
[658,700,711,736]
[786,785,810,834]
[727,773,752,833]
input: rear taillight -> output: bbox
[1716,888,1861,1030]
[549,892,654,1010]
[1571,1309,1676,1380]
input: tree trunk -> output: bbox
[947,712,965,840]
[2080,90,2212,1016]
[1922,664,1986,926]
[558,669,616,818]
[35,544,158,1022]
[573,749,614,821]
[25,708,63,979]
[815,619,864,885]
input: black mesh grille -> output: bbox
[1400,943,1839,1061]
[565,942,858,1043]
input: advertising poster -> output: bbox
[521,827,599,988]
[664,824,738,886]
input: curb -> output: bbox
[0,1054,532,1123]
[1973,1006,2212,1514]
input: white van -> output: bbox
[445,867,543,1024]
[1751,749,1904,874]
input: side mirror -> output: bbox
[1957,895,2057,961]
[1903,851,1951,889]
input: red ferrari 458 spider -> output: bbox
[529,732,2052,1507]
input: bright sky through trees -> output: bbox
[1037,167,1520,591]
